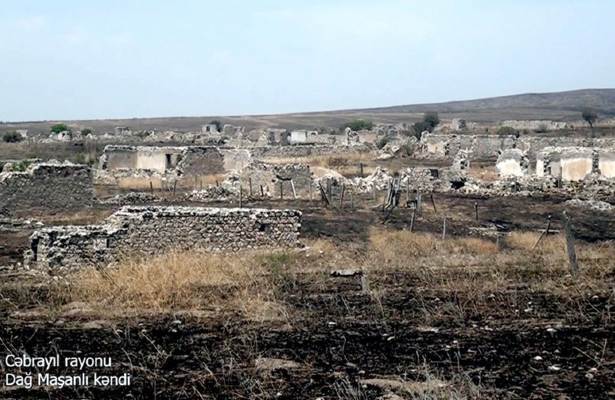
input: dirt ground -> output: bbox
[1,191,615,399]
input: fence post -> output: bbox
[442,215,447,240]
[562,211,579,276]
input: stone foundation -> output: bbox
[25,206,302,270]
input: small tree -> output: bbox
[209,120,222,132]
[423,112,440,130]
[496,126,518,136]
[50,123,71,134]
[412,112,440,137]
[3,131,23,143]
[582,109,598,130]
[342,119,374,131]
[81,128,93,135]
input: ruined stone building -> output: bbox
[25,206,302,269]
[0,163,93,216]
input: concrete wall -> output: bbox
[26,206,302,269]
[0,163,94,216]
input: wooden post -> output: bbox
[406,180,411,206]
[417,192,422,215]
[215,180,219,187]
[339,183,345,209]
[430,193,437,213]
[562,211,579,276]
[532,215,552,250]
[290,179,297,199]
[410,205,417,232]
[260,185,264,197]
[280,180,284,200]
[442,215,447,240]
[318,183,330,206]
[239,185,243,208]
[359,162,364,177]
[149,180,154,195]
[248,177,253,197]
[474,201,479,221]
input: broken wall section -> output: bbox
[0,163,94,216]
[26,206,302,270]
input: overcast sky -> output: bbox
[1,0,614,121]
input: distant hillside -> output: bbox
[360,89,615,115]
[2,89,614,133]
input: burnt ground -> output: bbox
[3,191,615,266]
[1,270,614,399]
[1,193,615,399]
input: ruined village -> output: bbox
[1,97,615,399]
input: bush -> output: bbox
[376,136,390,149]
[423,112,440,129]
[412,112,440,136]
[342,119,373,131]
[2,131,23,143]
[81,128,93,135]
[50,123,70,134]
[496,126,518,136]
[209,120,222,132]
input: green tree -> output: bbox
[342,119,374,131]
[412,112,440,137]
[2,131,23,143]
[50,123,71,134]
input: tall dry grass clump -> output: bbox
[368,228,498,269]
[56,250,287,321]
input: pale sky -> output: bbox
[1,0,613,121]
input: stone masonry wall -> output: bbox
[0,163,94,216]
[25,206,302,270]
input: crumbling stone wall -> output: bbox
[0,163,94,216]
[252,144,371,160]
[26,206,302,269]
[598,149,615,178]
[537,147,597,181]
[496,149,529,177]
[238,162,313,198]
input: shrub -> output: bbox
[50,123,70,134]
[209,120,222,132]
[412,112,440,136]
[496,126,518,136]
[81,128,93,135]
[2,131,23,143]
[342,119,373,131]
[376,136,390,149]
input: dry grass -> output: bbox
[45,229,615,324]
[54,250,288,322]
